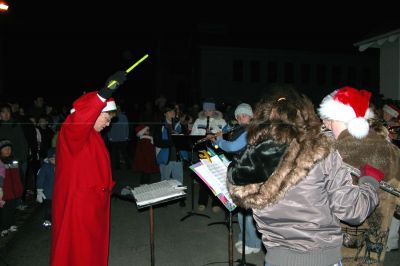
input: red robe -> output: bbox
[51,92,114,266]
[132,136,159,174]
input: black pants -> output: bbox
[0,199,17,231]
[43,199,52,221]
[109,141,131,169]
[197,181,219,207]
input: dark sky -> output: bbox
[1,3,400,106]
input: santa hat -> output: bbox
[135,125,149,137]
[70,97,117,113]
[318,86,374,139]
[383,104,400,119]
[101,98,117,112]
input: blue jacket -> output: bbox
[215,131,247,153]
[36,159,55,199]
[153,121,189,164]
[107,112,130,142]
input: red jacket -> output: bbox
[132,136,159,174]
[51,92,114,266]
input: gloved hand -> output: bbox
[98,71,127,99]
[105,71,126,90]
[358,164,384,190]
[36,189,46,203]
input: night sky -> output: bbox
[1,3,400,107]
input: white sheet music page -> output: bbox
[199,155,235,205]
[132,180,186,207]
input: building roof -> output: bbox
[354,28,400,52]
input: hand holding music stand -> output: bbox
[171,134,211,221]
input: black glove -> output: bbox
[98,71,127,99]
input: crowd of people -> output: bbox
[0,80,400,265]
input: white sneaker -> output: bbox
[42,220,52,228]
[16,204,28,211]
[237,245,261,255]
[8,225,18,232]
[386,245,399,252]
[1,230,8,237]
[235,240,242,249]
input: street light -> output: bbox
[0,1,9,12]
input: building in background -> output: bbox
[355,28,400,100]
[197,46,378,104]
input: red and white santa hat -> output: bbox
[383,104,400,119]
[70,98,117,113]
[135,124,149,137]
[101,98,117,112]
[318,86,374,139]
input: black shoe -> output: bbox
[179,200,186,207]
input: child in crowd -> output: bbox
[0,139,24,237]
[36,147,56,228]
[132,125,159,184]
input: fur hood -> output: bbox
[336,129,400,183]
[197,110,224,120]
[228,132,333,210]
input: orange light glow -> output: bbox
[0,2,9,11]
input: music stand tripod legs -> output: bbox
[180,173,210,221]
[235,209,256,266]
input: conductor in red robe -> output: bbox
[50,72,126,266]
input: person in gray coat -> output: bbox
[227,87,381,266]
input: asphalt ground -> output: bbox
[0,167,399,266]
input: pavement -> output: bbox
[0,166,399,266]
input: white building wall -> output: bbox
[379,39,400,100]
[198,46,379,104]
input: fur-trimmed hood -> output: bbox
[227,132,334,210]
[336,129,400,183]
[197,110,223,120]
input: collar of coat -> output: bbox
[197,110,223,120]
[336,129,400,183]
[228,133,333,210]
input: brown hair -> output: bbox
[247,87,321,145]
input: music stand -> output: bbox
[171,134,211,221]
[235,209,257,266]
[131,181,187,266]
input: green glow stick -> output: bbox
[107,54,149,88]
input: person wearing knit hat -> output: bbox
[318,86,374,139]
[0,138,23,236]
[0,139,12,151]
[51,70,126,266]
[212,102,261,254]
[191,99,227,212]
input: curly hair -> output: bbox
[247,87,321,145]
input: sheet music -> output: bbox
[132,180,186,208]
[191,155,237,211]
